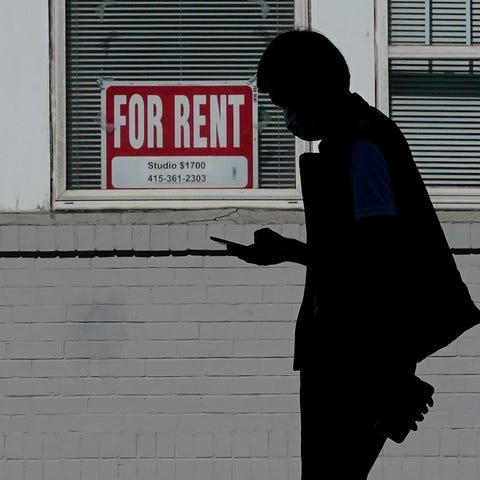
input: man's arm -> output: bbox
[226,228,310,266]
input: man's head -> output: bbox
[256,29,351,140]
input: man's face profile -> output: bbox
[267,83,335,141]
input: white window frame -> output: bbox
[375,0,480,209]
[51,0,311,211]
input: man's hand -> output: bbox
[226,227,294,266]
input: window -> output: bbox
[376,0,480,207]
[52,0,309,209]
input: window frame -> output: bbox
[375,0,480,209]
[51,0,311,211]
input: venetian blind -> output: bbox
[66,0,296,190]
[388,1,480,186]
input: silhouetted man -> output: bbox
[226,29,480,479]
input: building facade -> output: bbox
[1,0,480,479]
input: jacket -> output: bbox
[293,93,480,373]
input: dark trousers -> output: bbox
[299,369,387,480]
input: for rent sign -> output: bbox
[101,82,257,189]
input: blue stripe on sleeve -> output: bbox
[350,138,397,220]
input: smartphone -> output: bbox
[210,236,245,248]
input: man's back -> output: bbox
[294,93,480,372]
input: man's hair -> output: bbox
[256,29,350,97]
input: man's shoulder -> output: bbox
[352,105,407,152]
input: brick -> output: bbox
[132,225,151,250]
[67,305,127,322]
[202,358,258,376]
[289,458,301,480]
[44,433,63,459]
[7,342,64,359]
[38,397,88,415]
[153,285,206,304]
[5,460,22,480]
[186,224,207,249]
[37,225,56,251]
[61,459,81,480]
[175,459,195,480]
[157,459,175,480]
[25,460,43,480]
[36,286,93,305]
[176,340,233,358]
[263,285,303,303]
[232,432,250,458]
[471,223,480,248]
[0,226,19,251]
[146,359,202,377]
[0,306,13,323]
[235,303,296,321]
[0,360,30,378]
[55,225,75,251]
[451,223,471,249]
[194,432,213,458]
[440,429,458,456]
[99,459,117,480]
[81,433,99,458]
[113,225,133,250]
[65,341,123,359]
[94,225,114,251]
[156,433,175,458]
[459,458,477,480]
[268,458,288,480]
[81,459,100,480]
[213,432,231,458]
[122,341,176,358]
[269,431,288,458]
[287,431,300,458]
[440,457,459,480]
[5,433,23,459]
[0,258,34,269]
[14,305,66,323]
[138,433,156,458]
[118,459,136,480]
[91,257,147,269]
[11,414,67,432]
[195,459,213,480]
[258,358,292,375]
[179,304,235,322]
[281,224,300,240]
[18,226,36,251]
[116,378,172,395]
[24,433,42,459]
[89,360,144,379]
[75,225,95,251]
[459,338,480,356]
[3,287,37,306]
[459,429,477,456]
[61,433,82,459]
[207,286,262,304]
[141,322,199,340]
[32,360,87,377]
[422,458,441,480]
[251,459,269,480]
[232,458,250,480]
[150,225,169,250]
[138,459,156,480]
[117,433,136,458]
[176,432,194,458]
[213,459,232,480]
[99,433,117,459]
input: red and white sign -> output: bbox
[101,82,257,189]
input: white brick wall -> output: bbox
[0,218,479,479]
